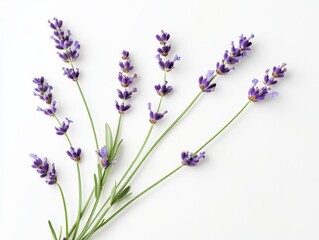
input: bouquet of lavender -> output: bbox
[30,18,287,240]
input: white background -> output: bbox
[1,0,319,239]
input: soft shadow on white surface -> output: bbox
[1,0,319,240]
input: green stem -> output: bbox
[68,190,94,237]
[117,125,154,189]
[194,101,251,155]
[76,168,110,240]
[84,165,184,238]
[71,163,82,240]
[57,183,69,240]
[112,114,122,156]
[120,91,203,191]
[75,81,99,149]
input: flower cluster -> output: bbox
[49,18,81,81]
[55,117,73,135]
[116,50,137,114]
[248,63,287,102]
[155,30,180,72]
[66,147,82,161]
[216,34,254,75]
[30,154,57,185]
[48,17,80,63]
[148,103,168,124]
[33,76,57,116]
[198,69,217,93]
[181,151,206,166]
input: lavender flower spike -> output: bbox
[48,18,81,63]
[181,151,205,166]
[46,164,57,185]
[30,154,49,178]
[148,103,168,124]
[66,147,81,161]
[55,117,73,135]
[96,146,109,168]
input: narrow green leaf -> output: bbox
[110,182,117,205]
[101,166,111,186]
[58,226,62,240]
[116,186,130,200]
[48,220,58,240]
[110,139,123,160]
[105,122,113,157]
[94,174,99,198]
[97,164,102,181]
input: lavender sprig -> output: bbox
[115,50,138,114]
[216,34,254,75]
[48,18,80,63]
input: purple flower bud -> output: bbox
[30,154,49,178]
[66,147,81,161]
[118,72,137,87]
[206,70,215,81]
[96,146,109,168]
[272,63,287,78]
[55,117,73,135]
[63,68,80,81]
[198,76,217,93]
[115,101,131,114]
[119,60,134,73]
[157,45,171,57]
[46,164,57,185]
[122,50,129,60]
[181,151,205,166]
[239,34,254,51]
[148,103,167,124]
[48,18,63,30]
[224,51,239,65]
[37,101,57,116]
[154,81,173,96]
[156,30,170,45]
[263,69,277,86]
[117,88,137,100]
[156,54,180,72]
[216,60,234,75]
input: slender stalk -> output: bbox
[112,114,122,156]
[75,81,99,149]
[68,190,94,237]
[83,165,184,239]
[57,183,69,240]
[119,91,203,191]
[194,101,251,155]
[76,168,110,240]
[117,125,154,188]
[72,163,82,240]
